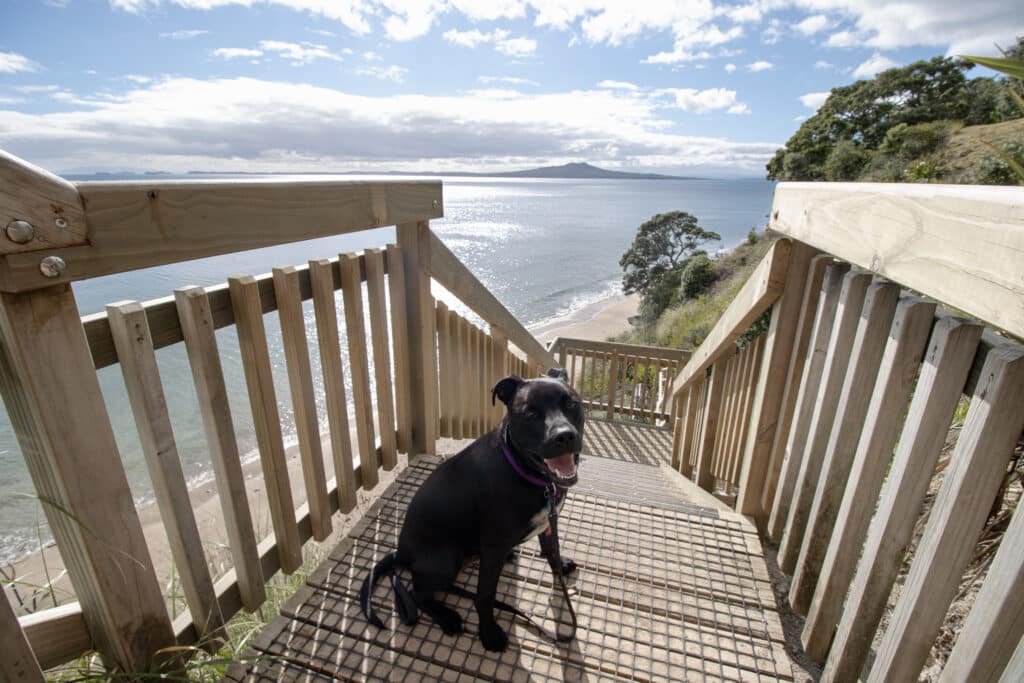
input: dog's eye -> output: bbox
[567,400,580,411]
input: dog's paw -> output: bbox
[560,558,577,576]
[479,622,509,652]
[430,605,464,636]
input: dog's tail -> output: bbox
[360,552,417,629]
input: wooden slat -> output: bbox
[821,315,983,683]
[789,280,901,614]
[802,296,935,660]
[429,232,556,369]
[1001,637,1024,683]
[398,222,439,455]
[666,239,792,401]
[0,150,88,256]
[941,496,1024,681]
[778,269,873,574]
[718,353,741,480]
[364,249,398,470]
[678,385,700,478]
[627,356,638,416]
[491,329,508,424]
[475,325,485,435]
[458,314,471,438]
[606,353,620,420]
[436,302,452,438]
[770,181,1024,341]
[19,604,91,671]
[688,379,707,479]
[760,255,830,518]
[450,310,464,440]
[0,178,442,292]
[728,336,761,486]
[385,245,412,453]
[308,259,357,514]
[106,300,225,643]
[765,262,851,542]
[339,254,378,489]
[694,356,730,491]
[2,579,45,681]
[549,336,690,363]
[588,349,599,407]
[274,266,332,541]
[175,286,265,611]
[228,275,303,571]
[868,341,1024,682]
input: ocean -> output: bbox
[0,176,774,564]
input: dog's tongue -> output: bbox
[546,453,577,479]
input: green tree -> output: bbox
[620,212,720,318]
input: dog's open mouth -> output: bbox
[545,452,579,486]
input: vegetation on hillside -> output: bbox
[767,37,1024,185]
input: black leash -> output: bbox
[446,486,577,643]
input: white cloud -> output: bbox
[814,60,834,69]
[160,29,208,39]
[747,60,773,72]
[0,96,26,106]
[794,114,807,122]
[0,76,779,175]
[597,80,639,91]
[355,65,408,82]
[443,28,536,58]
[479,76,540,87]
[495,37,536,58]
[645,25,744,64]
[794,15,830,36]
[852,52,899,79]
[443,28,495,48]
[824,30,864,48]
[659,87,747,114]
[14,85,60,93]
[724,63,736,73]
[363,51,381,61]
[308,28,336,37]
[259,40,343,64]
[125,74,153,84]
[728,103,750,114]
[799,91,830,109]
[212,47,263,59]
[0,52,38,74]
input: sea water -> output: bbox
[0,176,773,563]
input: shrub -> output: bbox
[678,254,716,301]
[972,140,1024,185]
[904,158,945,182]
[880,120,960,159]
[824,141,873,180]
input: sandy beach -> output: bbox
[4,292,640,623]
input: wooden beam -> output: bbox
[340,254,379,487]
[549,337,690,363]
[428,231,557,370]
[19,603,92,671]
[0,149,88,256]
[385,245,412,454]
[770,182,1024,341]
[0,177,442,292]
[694,354,731,491]
[666,239,792,401]
[0,284,175,671]
[398,222,438,454]
[2,584,45,682]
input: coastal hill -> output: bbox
[484,162,692,180]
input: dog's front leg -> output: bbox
[475,547,509,652]
[538,531,577,576]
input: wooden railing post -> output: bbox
[397,222,439,455]
[0,285,175,671]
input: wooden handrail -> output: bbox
[428,231,557,370]
[770,182,1024,340]
[548,336,690,363]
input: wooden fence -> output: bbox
[662,182,1024,681]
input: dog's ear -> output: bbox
[492,375,524,407]
[545,367,569,383]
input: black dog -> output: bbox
[360,368,584,652]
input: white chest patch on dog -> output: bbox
[521,495,565,542]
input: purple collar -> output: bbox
[502,441,551,489]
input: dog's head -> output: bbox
[491,368,584,487]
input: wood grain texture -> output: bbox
[0,149,88,256]
[384,245,412,453]
[868,341,1024,682]
[18,603,92,671]
[364,249,398,470]
[340,254,379,488]
[175,286,266,611]
[678,384,700,478]
[0,178,441,292]
[435,302,452,438]
[802,297,936,661]
[228,275,303,572]
[770,182,1024,340]
[549,337,689,363]
[765,262,851,542]
[821,316,982,683]
[398,222,438,454]
[788,280,900,614]
[778,269,873,575]
[274,266,332,541]
[733,241,816,526]
[0,285,175,671]
[999,636,1024,683]
[606,353,619,421]
[1,579,45,682]
[694,355,731,491]
[106,300,225,645]
[308,259,357,514]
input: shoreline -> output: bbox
[3,291,640,617]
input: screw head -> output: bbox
[432,199,440,209]
[55,217,68,229]
[39,256,66,278]
[6,220,35,244]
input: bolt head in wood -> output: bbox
[55,217,68,229]
[6,220,35,244]
[39,256,66,278]
[432,199,440,209]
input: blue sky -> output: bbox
[1,1,1020,177]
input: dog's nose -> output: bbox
[551,427,579,450]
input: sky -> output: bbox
[0,1,1021,178]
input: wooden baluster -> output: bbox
[722,344,749,487]
[867,340,1024,683]
[766,260,850,541]
[474,325,484,436]
[175,286,265,610]
[821,316,982,682]
[436,302,451,438]
[396,221,438,455]
[789,280,900,614]
[588,349,598,408]
[364,249,398,470]
[491,330,508,424]
[274,266,332,542]
[689,379,708,480]
[339,254,379,489]
[308,259,357,513]
[693,356,730,491]
[569,348,578,391]
[106,301,225,645]
[716,352,740,481]
[677,385,699,477]
[1,589,44,682]
[449,311,463,440]
[732,335,764,486]
[460,316,472,437]
[606,353,620,420]
[385,245,412,454]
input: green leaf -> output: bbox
[961,55,1024,81]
